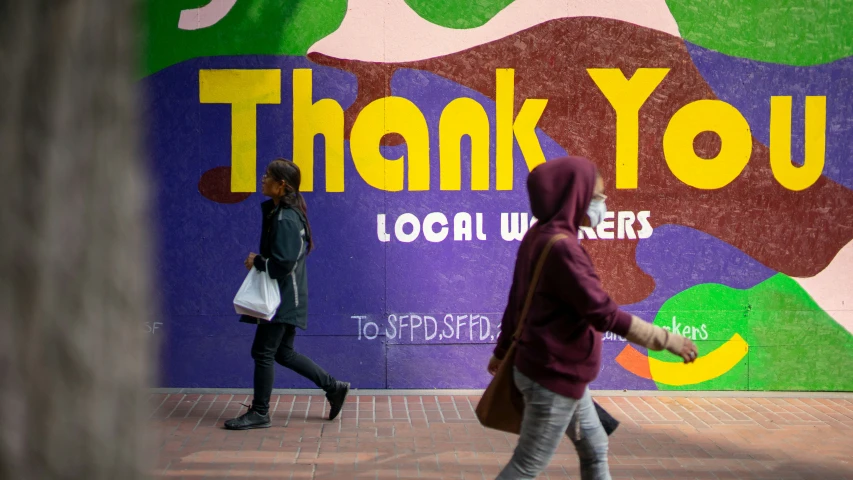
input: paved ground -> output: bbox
[150,393,853,479]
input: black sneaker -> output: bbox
[326,381,350,421]
[224,405,271,430]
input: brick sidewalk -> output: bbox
[150,393,853,479]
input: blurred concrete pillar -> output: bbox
[0,1,153,478]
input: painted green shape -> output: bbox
[403,0,516,29]
[650,274,853,391]
[650,284,750,390]
[666,1,853,65]
[143,0,347,77]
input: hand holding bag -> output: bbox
[475,233,620,436]
[233,260,281,320]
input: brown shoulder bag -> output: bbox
[475,233,567,434]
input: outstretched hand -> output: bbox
[678,338,699,364]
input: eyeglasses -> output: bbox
[262,173,285,186]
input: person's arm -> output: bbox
[551,246,698,362]
[493,297,516,362]
[253,215,304,279]
[624,315,681,351]
[550,246,633,336]
[488,249,526,375]
[493,255,523,361]
[625,315,698,362]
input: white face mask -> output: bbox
[586,195,607,228]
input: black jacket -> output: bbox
[240,200,309,328]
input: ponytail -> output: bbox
[266,158,314,253]
[293,191,313,253]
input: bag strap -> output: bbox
[511,233,569,342]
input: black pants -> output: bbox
[251,322,336,415]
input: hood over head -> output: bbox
[527,156,597,233]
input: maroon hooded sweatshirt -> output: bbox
[493,156,632,399]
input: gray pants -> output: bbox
[496,369,611,480]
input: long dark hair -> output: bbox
[266,158,314,253]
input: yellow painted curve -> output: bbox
[648,333,748,386]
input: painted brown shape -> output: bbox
[198,166,252,204]
[310,18,853,305]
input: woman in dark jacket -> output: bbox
[225,159,349,430]
[489,156,698,479]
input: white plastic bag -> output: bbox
[233,261,281,320]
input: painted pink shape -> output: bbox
[794,239,853,336]
[178,0,239,30]
[308,0,682,62]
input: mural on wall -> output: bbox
[144,0,853,390]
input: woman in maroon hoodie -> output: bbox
[489,156,698,480]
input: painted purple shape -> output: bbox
[686,43,853,190]
[624,224,776,317]
[387,344,495,389]
[386,341,656,390]
[145,56,370,320]
[165,315,387,388]
[145,56,387,387]
[145,57,572,387]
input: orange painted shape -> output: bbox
[615,344,652,380]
